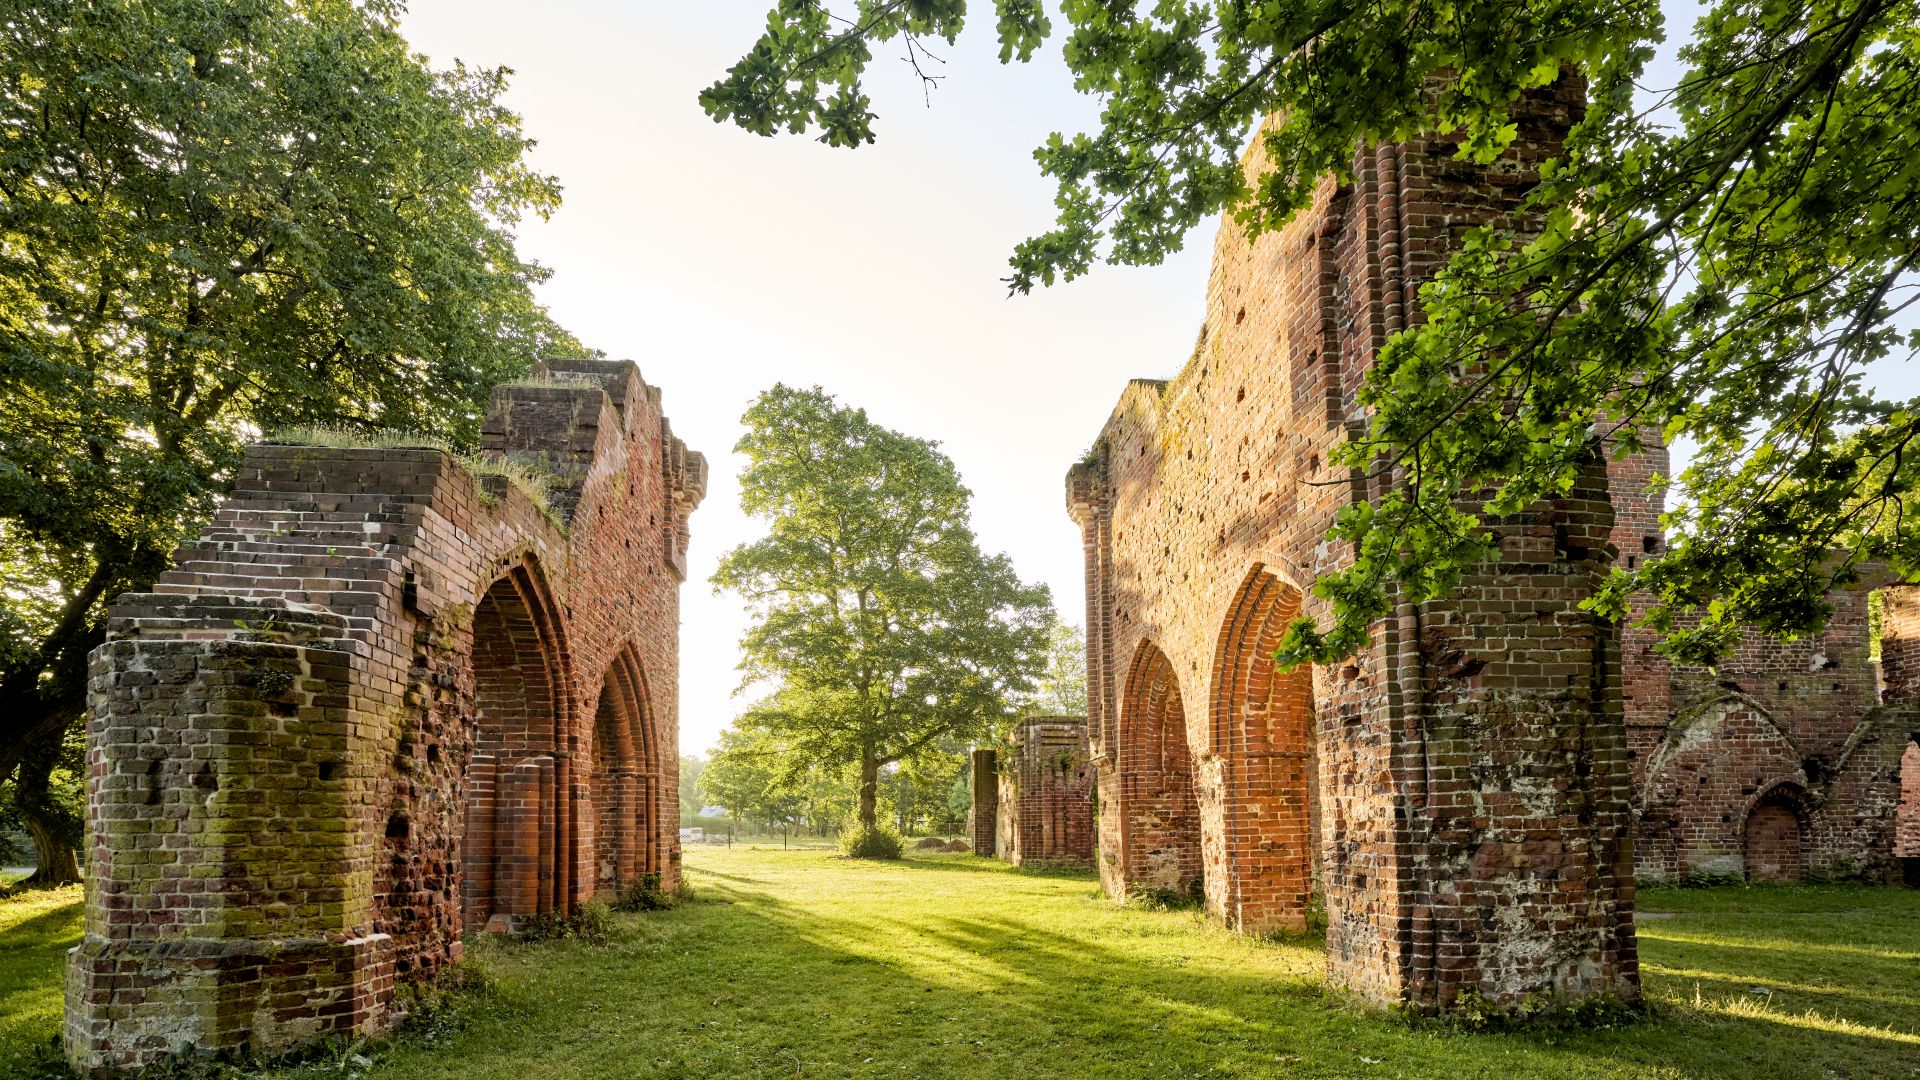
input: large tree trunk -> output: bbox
[20,809,82,887]
[14,732,81,888]
[857,752,879,831]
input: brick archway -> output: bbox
[1115,641,1202,899]
[68,360,706,1071]
[1204,566,1317,932]
[1743,782,1813,883]
[463,558,576,931]
[589,647,660,890]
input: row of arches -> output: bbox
[1111,568,1920,917]
[462,559,666,932]
[1111,565,1317,932]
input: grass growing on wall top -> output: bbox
[260,425,565,524]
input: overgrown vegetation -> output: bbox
[710,0,1920,674]
[837,822,904,860]
[261,425,566,524]
[611,873,695,913]
[0,0,586,874]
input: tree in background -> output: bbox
[882,749,968,836]
[698,729,794,834]
[1028,620,1087,718]
[709,1,1920,668]
[713,385,1053,838]
[679,754,706,822]
[701,726,855,836]
[0,0,581,881]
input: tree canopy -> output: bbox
[0,0,582,876]
[708,0,1920,667]
[712,384,1053,833]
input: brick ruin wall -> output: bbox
[991,716,1096,869]
[969,748,998,855]
[65,359,704,1072]
[1624,562,1915,882]
[1880,588,1920,882]
[1069,79,1639,1011]
[1068,81,1919,1012]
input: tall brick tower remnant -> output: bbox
[66,359,705,1071]
[1067,81,1644,1012]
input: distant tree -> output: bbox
[0,0,581,881]
[0,726,82,886]
[947,767,972,826]
[708,1,1920,669]
[1028,620,1087,717]
[883,749,966,835]
[700,728,796,831]
[713,385,1054,837]
[679,754,706,821]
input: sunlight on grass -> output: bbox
[1,858,1916,1079]
[0,884,83,1075]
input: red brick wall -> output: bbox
[1115,642,1204,897]
[1743,795,1808,882]
[993,716,1095,869]
[68,360,704,1071]
[1069,80,1641,1012]
[1897,740,1920,860]
[1634,578,1910,882]
[969,748,999,855]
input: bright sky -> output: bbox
[396,3,1214,756]
[397,2,1918,759]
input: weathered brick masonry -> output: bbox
[989,716,1095,869]
[1068,83,1920,1013]
[66,359,704,1071]
[1623,558,1915,883]
[1870,586,1920,885]
[1068,81,1642,1011]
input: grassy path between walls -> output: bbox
[2,849,1916,1078]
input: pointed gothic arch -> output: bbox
[1115,639,1202,898]
[1743,781,1814,883]
[463,556,576,931]
[1205,565,1317,931]
[588,647,663,892]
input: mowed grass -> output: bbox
[0,883,83,1075]
[2,853,1917,1079]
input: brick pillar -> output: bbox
[969,749,998,855]
[1341,459,1639,1011]
[66,603,395,1070]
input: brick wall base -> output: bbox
[65,933,394,1068]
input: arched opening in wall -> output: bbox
[1895,737,1919,886]
[589,649,658,895]
[1207,566,1316,933]
[462,560,574,932]
[1117,641,1202,899]
[1743,785,1810,884]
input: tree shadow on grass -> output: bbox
[685,874,1917,1080]
[245,861,1920,1080]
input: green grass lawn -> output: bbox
[0,883,83,1076]
[2,851,1916,1079]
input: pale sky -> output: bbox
[396,2,1917,758]
[396,3,1215,756]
